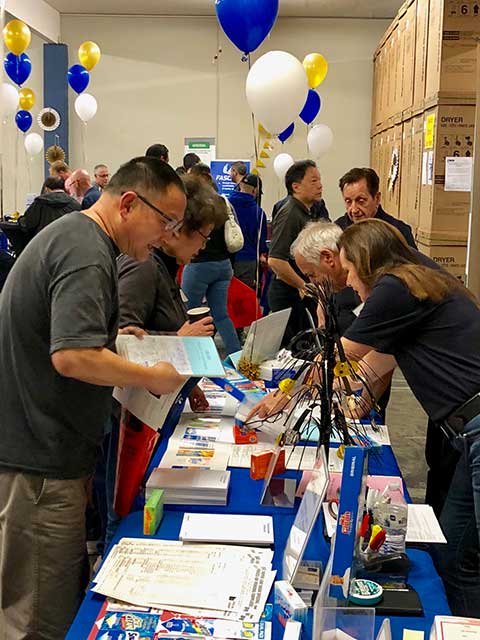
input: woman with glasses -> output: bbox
[181,163,242,356]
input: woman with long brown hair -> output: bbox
[338,218,480,617]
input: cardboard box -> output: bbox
[398,0,416,112]
[418,103,474,239]
[413,0,430,108]
[399,113,424,231]
[417,240,467,279]
[425,0,480,101]
[381,124,403,218]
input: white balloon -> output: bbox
[273,153,294,181]
[75,93,97,122]
[246,51,308,135]
[0,83,19,119]
[24,133,44,156]
[307,124,334,157]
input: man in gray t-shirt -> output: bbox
[0,156,187,638]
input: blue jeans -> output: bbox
[433,414,480,616]
[182,259,240,356]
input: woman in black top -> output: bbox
[337,219,480,617]
[181,165,241,355]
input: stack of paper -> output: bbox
[145,468,231,505]
[158,415,234,470]
[179,513,274,546]
[229,443,319,471]
[92,537,276,622]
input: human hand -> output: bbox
[177,317,214,337]
[146,362,186,395]
[245,389,289,423]
[118,325,147,338]
[189,385,209,412]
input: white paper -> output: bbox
[427,150,434,185]
[229,444,318,471]
[445,156,473,192]
[406,504,447,543]
[113,384,184,430]
[116,335,225,377]
[434,616,480,640]
[422,151,428,186]
[93,538,275,622]
[180,513,274,546]
[241,308,292,364]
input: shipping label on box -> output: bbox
[419,104,474,238]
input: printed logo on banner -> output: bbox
[210,160,251,196]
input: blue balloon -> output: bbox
[299,90,321,125]
[215,0,279,54]
[67,64,90,94]
[278,123,295,143]
[15,110,32,133]
[4,52,32,86]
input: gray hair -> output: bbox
[291,221,343,263]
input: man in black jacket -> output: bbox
[17,177,81,253]
[335,167,416,248]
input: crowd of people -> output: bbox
[0,145,479,637]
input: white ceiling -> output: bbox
[45,0,401,19]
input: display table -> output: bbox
[67,425,451,640]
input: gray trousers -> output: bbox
[0,471,88,640]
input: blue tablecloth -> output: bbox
[67,429,450,639]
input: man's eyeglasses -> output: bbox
[134,192,184,232]
[195,228,210,248]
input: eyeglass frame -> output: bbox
[129,191,184,232]
[195,228,211,247]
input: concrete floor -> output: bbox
[386,369,428,502]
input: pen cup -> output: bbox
[187,306,211,324]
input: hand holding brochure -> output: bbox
[117,335,225,377]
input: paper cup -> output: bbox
[187,306,211,324]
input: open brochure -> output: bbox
[117,335,225,377]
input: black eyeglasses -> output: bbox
[195,228,210,247]
[134,192,184,232]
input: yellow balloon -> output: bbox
[19,87,35,111]
[302,53,329,89]
[3,19,31,56]
[78,41,101,71]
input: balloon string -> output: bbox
[14,127,18,213]
[247,54,259,166]
[81,121,88,168]
[24,137,32,194]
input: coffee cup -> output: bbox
[187,306,211,324]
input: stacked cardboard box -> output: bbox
[370,0,478,279]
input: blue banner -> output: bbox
[210,160,251,196]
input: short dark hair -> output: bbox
[189,163,218,191]
[105,156,185,198]
[94,164,108,173]
[285,160,317,196]
[181,175,228,233]
[183,153,201,171]
[145,144,169,160]
[231,161,247,176]
[43,176,65,191]
[339,167,380,197]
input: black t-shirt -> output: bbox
[269,197,323,296]
[117,250,187,333]
[0,212,119,479]
[344,274,480,422]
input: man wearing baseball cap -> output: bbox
[229,173,267,291]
